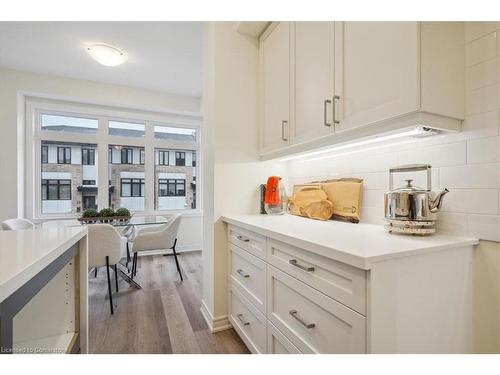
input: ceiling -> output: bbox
[0,22,204,97]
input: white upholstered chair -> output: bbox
[88,224,127,314]
[1,218,35,230]
[130,214,183,282]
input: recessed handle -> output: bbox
[236,269,250,278]
[289,259,315,272]
[236,235,250,243]
[289,309,315,329]
[237,313,250,326]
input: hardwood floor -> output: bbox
[88,251,249,354]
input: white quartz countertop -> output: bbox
[0,226,87,303]
[221,214,479,269]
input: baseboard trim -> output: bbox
[200,299,232,333]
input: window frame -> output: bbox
[158,150,169,166]
[175,151,186,166]
[57,146,71,164]
[120,178,145,197]
[41,179,72,201]
[41,145,48,164]
[26,98,201,220]
[121,148,133,164]
[158,178,186,197]
[81,148,95,165]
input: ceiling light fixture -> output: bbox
[86,43,128,67]
[279,126,442,162]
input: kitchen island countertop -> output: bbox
[221,214,478,269]
[0,225,87,303]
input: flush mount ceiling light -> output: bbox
[86,43,128,67]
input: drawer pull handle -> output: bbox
[289,309,315,329]
[289,259,315,272]
[237,313,250,326]
[237,235,250,243]
[236,269,250,278]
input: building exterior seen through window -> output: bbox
[37,108,199,216]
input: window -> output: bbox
[140,149,145,165]
[158,179,185,197]
[31,99,199,217]
[159,150,169,165]
[82,148,95,165]
[57,146,71,164]
[175,151,185,166]
[41,145,48,163]
[109,121,145,137]
[41,114,98,134]
[154,125,196,142]
[121,178,145,197]
[41,179,71,200]
[121,148,133,164]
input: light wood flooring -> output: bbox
[88,251,249,354]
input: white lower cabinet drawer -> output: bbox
[267,321,302,354]
[230,243,266,313]
[228,225,266,260]
[267,265,366,354]
[267,239,367,315]
[229,283,267,354]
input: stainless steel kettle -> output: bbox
[384,164,449,222]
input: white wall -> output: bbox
[0,67,202,252]
[285,22,500,353]
[202,22,287,325]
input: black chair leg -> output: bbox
[131,252,138,279]
[134,252,138,277]
[105,256,114,315]
[114,264,119,293]
[94,267,98,278]
[126,242,131,269]
[172,238,183,282]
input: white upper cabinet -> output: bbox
[336,22,420,132]
[259,21,465,160]
[292,22,336,144]
[260,22,290,153]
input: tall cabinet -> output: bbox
[259,22,465,160]
[260,22,291,153]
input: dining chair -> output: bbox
[1,218,35,230]
[88,224,127,314]
[130,214,183,282]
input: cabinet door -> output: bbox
[337,22,420,132]
[260,22,290,153]
[293,22,336,144]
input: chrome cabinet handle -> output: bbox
[236,269,250,278]
[289,259,315,272]
[281,120,288,141]
[237,313,250,326]
[289,310,315,329]
[324,99,332,127]
[332,95,340,125]
[237,235,250,243]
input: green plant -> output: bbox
[82,208,99,218]
[115,207,131,217]
[99,208,115,217]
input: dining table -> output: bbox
[41,215,171,289]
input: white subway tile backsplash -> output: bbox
[462,110,499,140]
[466,84,498,115]
[436,212,469,235]
[468,214,500,242]
[467,137,499,164]
[354,172,389,190]
[440,164,499,189]
[363,189,385,209]
[441,189,499,215]
[465,32,497,67]
[466,58,498,90]
[466,22,500,43]
[397,141,466,167]
[392,168,440,191]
